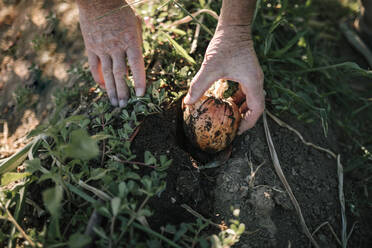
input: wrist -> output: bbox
[215,24,252,41]
[77,0,127,14]
[219,0,256,26]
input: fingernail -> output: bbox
[110,97,118,106]
[184,94,191,104]
[119,99,128,108]
[136,88,145,97]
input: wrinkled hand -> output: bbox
[183,25,264,134]
[78,1,145,107]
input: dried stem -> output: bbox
[3,206,36,247]
[181,204,222,229]
[262,111,319,248]
[310,221,342,247]
[266,110,351,247]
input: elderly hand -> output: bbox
[183,24,265,134]
[77,0,145,107]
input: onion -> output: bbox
[182,80,242,153]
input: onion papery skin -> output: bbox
[182,95,241,153]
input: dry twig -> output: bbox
[266,110,336,158]
[181,204,222,229]
[310,221,342,247]
[337,155,347,248]
[3,206,37,247]
[265,110,351,247]
[262,111,320,248]
[166,9,218,28]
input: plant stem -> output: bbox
[132,222,182,248]
[118,159,157,169]
[118,195,150,241]
[2,206,36,247]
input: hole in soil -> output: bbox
[174,101,218,164]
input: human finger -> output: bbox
[99,54,118,106]
[184,64,221,105]
[126,45,146,97]
[112,52,129,108]
[238,83,265,134]
[87,50,103,87]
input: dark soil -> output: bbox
[132,104,372,247]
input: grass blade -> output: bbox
[273,31,307,57]
[66,183,97,205]
[252,0,262,26]
[8,186,26,248]
[162,32,196,64]
[337,155,347,248]
[297,61,372,75]
[0,137,41,175]
[173,0,214,36]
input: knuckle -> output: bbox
[102,66,112,75]
[257,70,264,83]
[125,32,139,45]
[203,51,217,66]
[113,68,125,77]
[89,61,99,70]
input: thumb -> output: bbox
[184,64,221,105]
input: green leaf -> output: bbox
[273,31,307,58]
[0,139,36,175]
[1,172,31,186]
[268,16,286,34]
[42,185,63,218]
[199,0,205,7]
[66,183,96,204]
[93,227,109,240]
[68,233,91,248]
[164,224,176,233]
[111,197,121,216]
[118,182,127,198]
[159,155,172,169]
[62,115,87,126]
[237,223,245,235]
[63,129,99,161]
[97,207,111,218]
[123,171,141,180]
[168,28,187,36]
[174,223,188,241]
[91,133,112,141]
[144,151,156,165]
[88,168,108,181]
[162,32,196,64]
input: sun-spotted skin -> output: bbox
[182,95,241,153]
